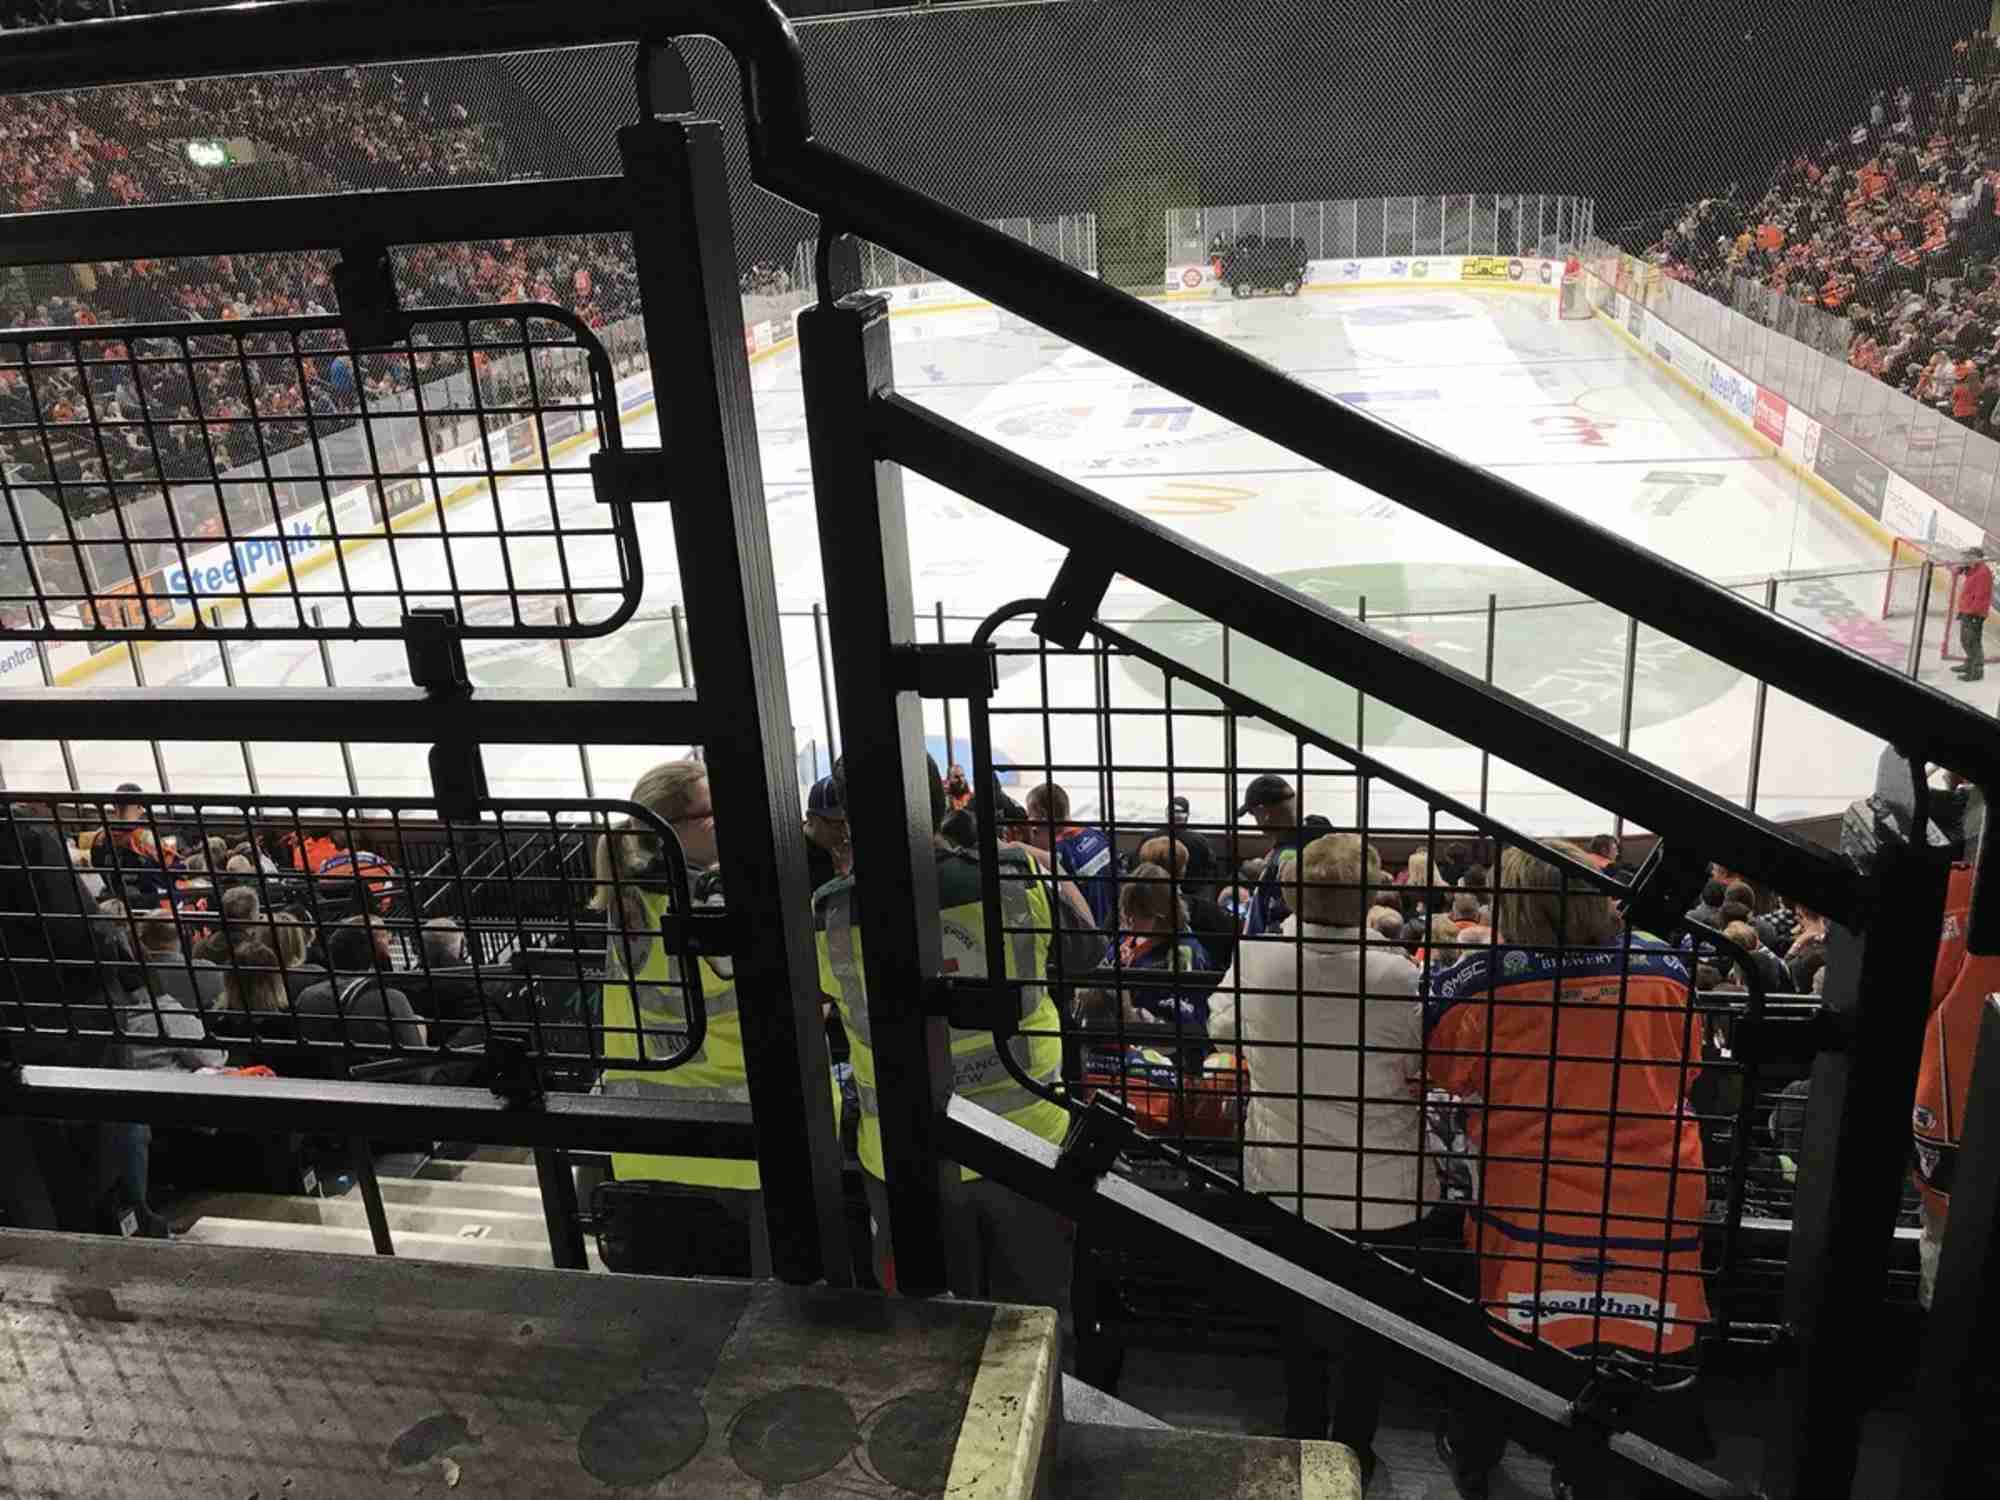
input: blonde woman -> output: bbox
[594,758,769,1277]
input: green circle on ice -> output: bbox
[1123,563,1743,751]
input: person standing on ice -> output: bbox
[1949,546,1992,682]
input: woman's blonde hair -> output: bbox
[1119,862,1186,932]
[595,759,707,961]
[220,939,289,1015]
[268,910,307,972]
[1497,842,1621,948]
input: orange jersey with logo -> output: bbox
[1914,863,1999,1223]
[1425,938,1710,1358]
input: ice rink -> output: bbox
[9,284,1974,834]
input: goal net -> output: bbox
[1882,536,1976,660]
[1557,261,1593,320]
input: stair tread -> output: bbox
[180,1215,599,1271]
[1056,1424,1362,1499]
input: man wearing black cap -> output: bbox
[1161,794,1218,885]
[1239,775,1330,937]
[1950,545,1993,682]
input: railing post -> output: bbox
[1612,614,1639,841]
[1766,813,1951,1497]
[123,639,171,795]
[1746,578,1776,813]
[1906,561,1934,680]
[207,607,258,794]
[31,632,78,792]
[670,602,691,689]
[309,605,359,798]
[619,115,849,1287]
[553,604,594,798]
[1478,592,1496,814]
[936,601,954,773]
[798,288,953,1296]
[812,601,838,764]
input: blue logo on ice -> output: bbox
[1126,406,1192,432]
[1335,389,1441,405]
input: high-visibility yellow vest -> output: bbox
[599,888,757,1190]
[815,846,1069,1181]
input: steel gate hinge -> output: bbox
[1619,842,1711,939]
[1060,1095,1139,1186]
[404,608,486,823]
[1035,551,1115,649]
[656,908,735,959]
[925,976,1018,1035]
[332,242,411,350]
[589,448,673,505]
[890,643,996,701]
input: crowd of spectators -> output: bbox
[0,50,648,567]
[1,786,530,1236]
[1649,32,2000,435]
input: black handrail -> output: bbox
[923,409,1858,920]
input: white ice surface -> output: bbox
[10,287,1974,835]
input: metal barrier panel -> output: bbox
[938,602,1873,1409]
[1,305,637,641]
[0,790,707,1082]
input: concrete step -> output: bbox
[179,1215,600,1271]
[0,1232,1059,1498]
[1061,1374,1172,1431]
[177,1191,552,1244]
[1055,1424,1362,1500]
[412,1156,544,1189]
[372,1175,548,1215]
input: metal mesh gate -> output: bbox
[1,305,634,640]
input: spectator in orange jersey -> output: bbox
[1425,842,1712,1498]
[1913,789,1995,1307]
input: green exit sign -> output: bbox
[184,138,236,169]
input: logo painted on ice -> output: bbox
[1126,406,1193,432]
[1532,413,1617,448]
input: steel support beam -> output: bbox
[1767,834,1951,1497]
[799,291,952,1295]
[618,116,848,1287]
